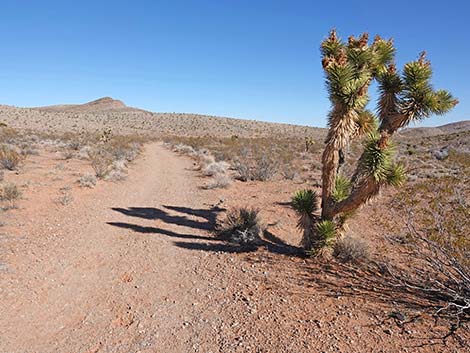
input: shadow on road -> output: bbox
[108,205,303,256]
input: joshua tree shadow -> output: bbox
[108,205,303,256]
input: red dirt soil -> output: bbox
[0,144,467,352]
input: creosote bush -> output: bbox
[217,207,264,245]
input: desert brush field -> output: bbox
[0,96,468,353]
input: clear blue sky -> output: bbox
[0,0,468,127]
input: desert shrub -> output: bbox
[62,150,75,160]
[250,156,277,181]
[20,144,39,156]
[333,235,370,263]
[234,156,277,182]
[56,192,73,206]
[369,177,470,331]
[0,183,21,202]
[202,161,229,177]
[78,174,97,188]
[0,145,21,170]
[173,144,196,155]
[105,168,127,182]
[78,146,92,160]
[196,152,215,170]
[203,174,231,190]
[68,141,82,151]
[281,164,297,180]
[217,207,264,245]
[106,140,141,162]
[233,160,251,181]
[90,150,112,178]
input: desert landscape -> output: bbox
[0,0,469,349]
[0,90,468,352]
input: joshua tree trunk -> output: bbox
[321,108,359,219]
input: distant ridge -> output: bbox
[0,97,468,139]
[33,97,136,113]
[400,120,470,137]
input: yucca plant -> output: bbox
[291,190,319,249]
[316,220,336,247]
[294,30,457,251]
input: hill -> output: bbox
[0,97,324,139]
[0,97,468,140]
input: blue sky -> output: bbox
[0,0,468,127]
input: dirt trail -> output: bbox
[0,143,222,353]
[2,143,467,353]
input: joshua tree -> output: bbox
[293,30,457,250]
[305,137,315,152]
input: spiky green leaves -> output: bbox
[332,175,351,202]
[292,190,319,249]
[430,90,458,115]
[385,163,407,187]
[360,133,407,187]
[378,64,402,95]
[379,52,458,125]
[371,37,396,76]
[322,30,373,110]
[291,190,318,216]
[362,132,394,182]
[355,110,378,136]
[316,220,336,246]
[321,29,344,60]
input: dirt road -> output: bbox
[0,143,224,353]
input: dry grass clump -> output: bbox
[0,145,22,170]
[333,235,370,264]
[217,207,264,245]
[0,182,22,203]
